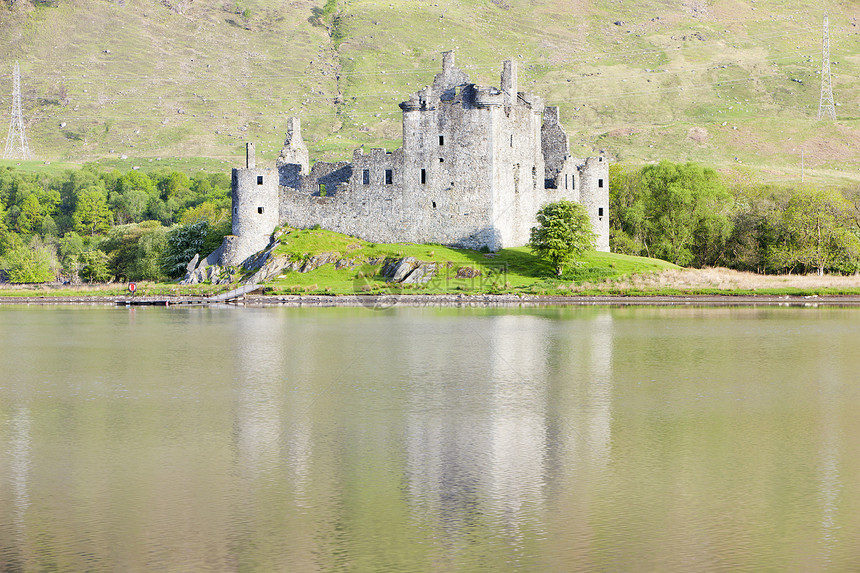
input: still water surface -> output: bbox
[1,305,859,572]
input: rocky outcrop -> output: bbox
[381,257,438,284]
[181,240,444,287]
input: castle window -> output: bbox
[598,178,604,188]
[598,207,604,218]
[363,169,370,185]
[439,135,444,146]
[257,175,263,185]
[439,157,444,163]
[510,134,514,147]
[565,174,569,189]
[432,201,436,209]
[385,169,393,185]
[532,166,537,189]
[421,169,426,184]
[258,207,264,214]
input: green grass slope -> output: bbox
[1,0,858,185]
[263,227,678,295]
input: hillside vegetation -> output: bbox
[0,0,858,185]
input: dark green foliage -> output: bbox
[161,220,210,278]
[635,161,732,266]
[58,232,85,275]
[0,165,232,284]
[102,221,169,281]
[529,200,595,276]
[610,162,860,274]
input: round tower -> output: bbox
[224,143,279,266]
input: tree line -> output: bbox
[0,165,231,283]
[610,161,860,275]
[3,160,859,284]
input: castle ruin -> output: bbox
[219,52,609,267]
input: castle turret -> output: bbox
[220,142,279,267]
[578,156,610,252]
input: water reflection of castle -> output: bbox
[402,312,614,543]
[231,310,615,552]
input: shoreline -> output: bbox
[1,293,860,307]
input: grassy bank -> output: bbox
[263,227,677,295]
[7,227,860,299]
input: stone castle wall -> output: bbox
[220,52,610,268]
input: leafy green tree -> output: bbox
[102,221,169,281]
[131,225,168,281]
[41,214,59,238]
[17,193,43,233]
[58,232,85,277]
[179,201,228,226]
[110,188,150,224]
[79,249,112,282]
[73,187,112,236]
[608,163,647,256]
[0,198,8,236]
[157,171,192,203]
[529,200,595,276]
[638,161,733,266]
[1,240,55,283]
[111,171,157,224]
[767,188,859,275]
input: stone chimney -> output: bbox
[246,142,255,169]
[442,50,455,73]
[501,60,517,105]
[286,117,302,142]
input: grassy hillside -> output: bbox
[1,0,858,185]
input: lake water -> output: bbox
[1,304,859,572]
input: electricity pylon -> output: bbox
[818,14,836,121]
[4,62,32,160]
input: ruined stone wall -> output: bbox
[300,161,353,195]
[541,106,569,184]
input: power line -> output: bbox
[4,62,32,160]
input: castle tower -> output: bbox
[222,142,279,266]
[578,156,610,252]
